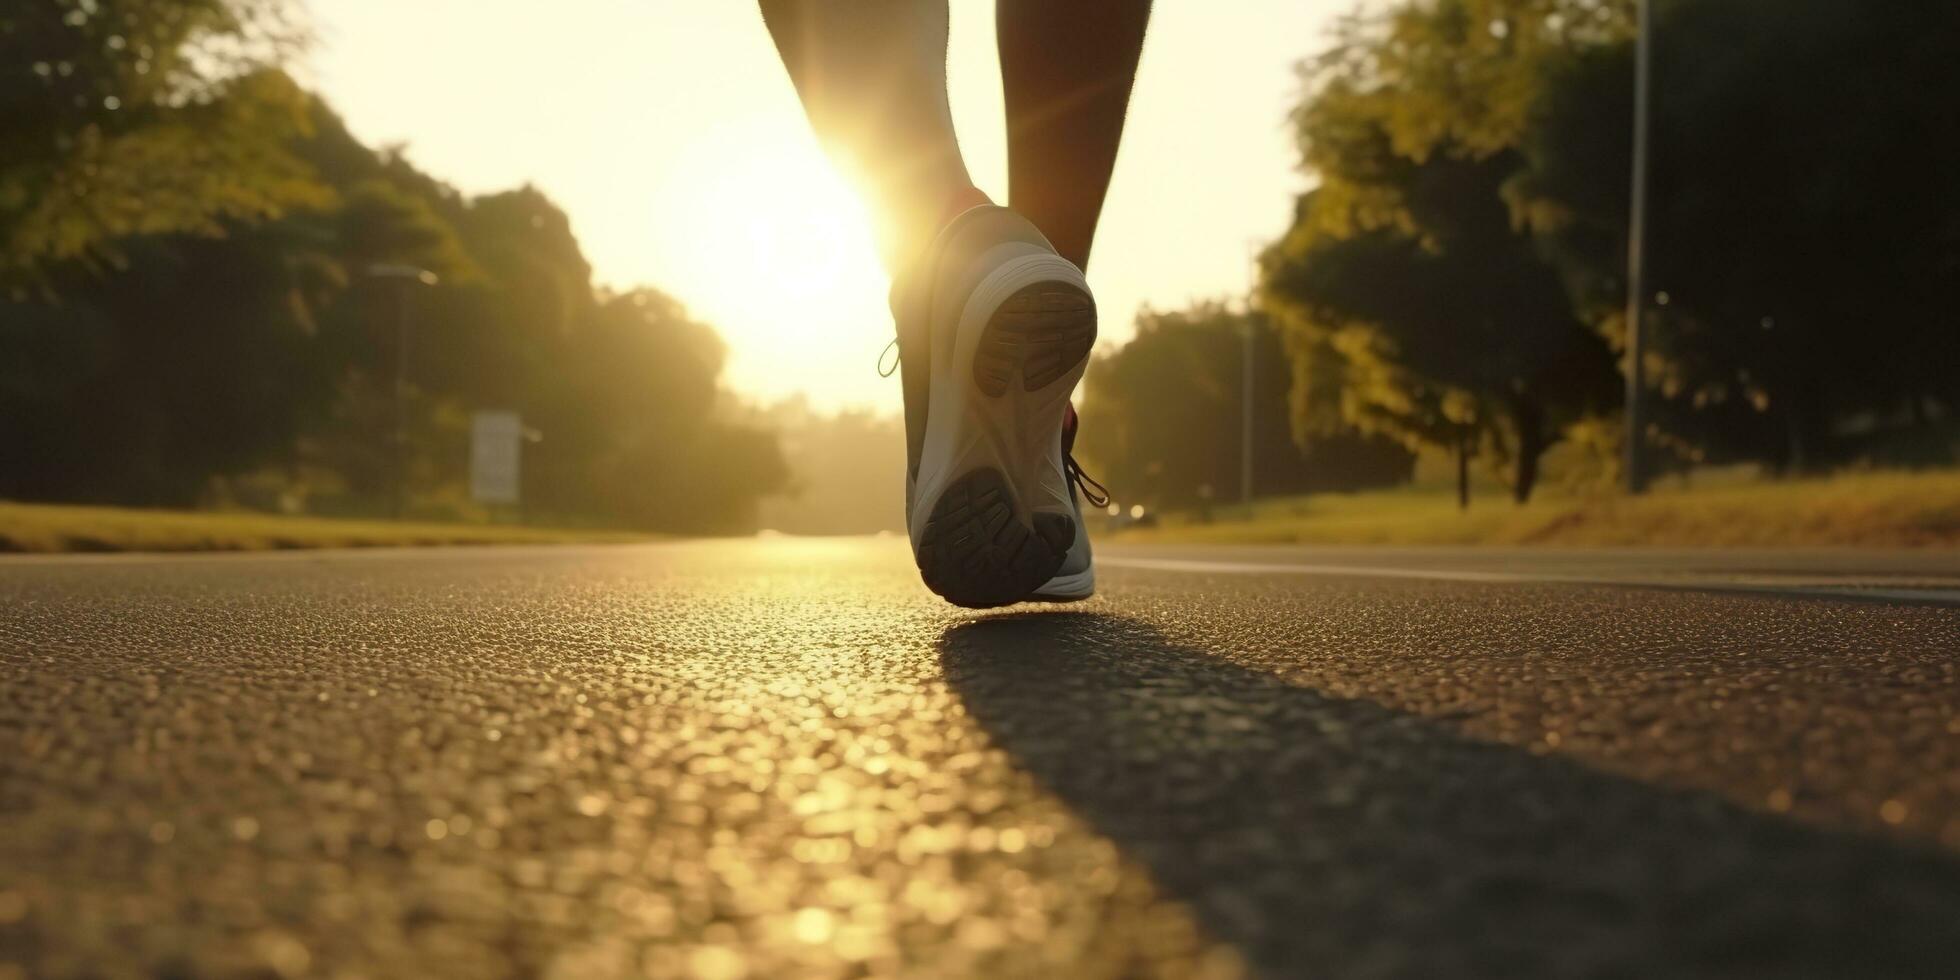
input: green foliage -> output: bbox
[1123,468,1960,549]
[0,1,787,532]
[1076,301,1412,510]
[532,290,787,533]
[1271,0,1958,494]
[1264,0,1620,503]
[334,179,477,281]
[1513,0,1960,470]
[1,1,322,288]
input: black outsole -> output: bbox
[972,282,1097,396]
[917,468,1074,609]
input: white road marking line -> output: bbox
[1101,557,1536,584]
[1099,557,1960,605]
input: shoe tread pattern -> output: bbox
[917,468,1074,609]
[973,283,1096,397]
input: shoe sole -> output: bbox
[913,260,1096,609]
[1029,566,1096,603]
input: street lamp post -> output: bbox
[366,264,438,519]
[1242,313,1255,507]
[1624,0,1654,494]
[1242,239,1264,509]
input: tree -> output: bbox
[0,222,333,505]
[753,398,907,535]
[1262,0,1621,503]
[564,290,788,533]
[1513,0,1960,471]
[1076,300,1412,511]
[0,0,322,292]
[0,15,790,531]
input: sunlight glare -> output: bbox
[650,120,892,406]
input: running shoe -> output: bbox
[890,205,1097,608]
[1028,403,1105,602]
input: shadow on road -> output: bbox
[939,611,1960,978]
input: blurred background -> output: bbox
[3,0,1956,547]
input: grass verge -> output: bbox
[0,501,650,554]
[1118,469,1960,549]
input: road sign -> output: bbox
[470,411,522,505]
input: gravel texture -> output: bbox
[3,539,1957,979]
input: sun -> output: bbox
[648,120,896,409]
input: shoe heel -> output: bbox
[973,281,1096,397]
[917,468,1073,609]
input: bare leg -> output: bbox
[759,0,981,272]
[997,0,1152,271]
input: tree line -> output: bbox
[1,0,786,531]
[10,0,1954,529]
[1257,0,1959,504]
[1074,301,1414,512]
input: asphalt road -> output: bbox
[3,538,1958,979]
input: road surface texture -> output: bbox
[4,538,1958,979]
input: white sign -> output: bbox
[470,411,522,504]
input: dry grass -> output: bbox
[0,502,649,554]
[1120,470,1960,549]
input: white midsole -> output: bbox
[1030,566,1096,601]
[908,252,1091,549]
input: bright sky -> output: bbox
[309,1,1341,413]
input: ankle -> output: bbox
[933,185,993,232]
[887,186,993,288]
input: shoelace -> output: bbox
[878,339,1113,509]
[1066,454,1111,509]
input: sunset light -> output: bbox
[649,120,892,399]
[307,0,1329,410]
[11,2,1958,976]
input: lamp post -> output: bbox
[1242,239,1265,508]
[1624,0,1654,494]
[366,264,438,519]
[1242,313,1255,507]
